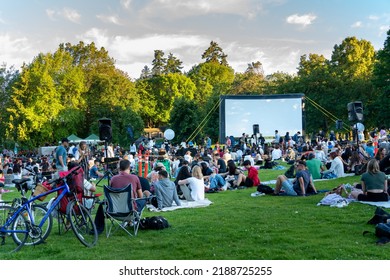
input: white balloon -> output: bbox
[164,129,175,140]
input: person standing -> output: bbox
[55,138,69,177]
[74,141,90,180]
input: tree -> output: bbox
[140,65,152,79]
[331,36,376,80]
[7,51,85,146]
[0,64,19,142]
[372,28,390,127]
[170,97,200,145]
[188,62,234,103]
[136,73,196,127]
[231,61,265,94]
[165,53,183,74]
[201,41,228,66]
[151,50,166,76]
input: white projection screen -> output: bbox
[219,94,305,142]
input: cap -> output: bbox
[156,162,165,168]
[329,148,339,154]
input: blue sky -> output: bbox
[0,0,389,79]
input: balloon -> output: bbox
[164,129,175,140]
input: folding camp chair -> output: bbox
[103,184,148,237]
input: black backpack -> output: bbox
[140,216,169,230]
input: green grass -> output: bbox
[0,165,387,260]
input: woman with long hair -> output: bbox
[178,165,205,201]
[74,141,90,180]
[351,159,388,201]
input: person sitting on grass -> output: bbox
[201,162,226,191]
[219,160,246,189]
[178,165,205,201]
[241,160,260,188]
[351,159,388,201]
[273,160,317,196]
[306,153,325,180]
[321,148,345,179]
[153,170,181,210]
[89,160,104,180]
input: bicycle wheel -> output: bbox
[13,204,53,246]
[0,205,27,253]
[67,200,98,247]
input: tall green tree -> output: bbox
[231,61,265,94]
[188,62,234,103]
[136,73,196,127]
[170,97,200,145]
[152,50,166,76]
[372,28,390,127]
[7,51,85,147]
[165,53,183,74]
[331,36,376,80]
[201,41,228,66]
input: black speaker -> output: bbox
[98,118,112,141]
[253,124,259,135]
[347,101,364,122]
[336,120,343,130]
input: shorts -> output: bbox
[281,180,298,196]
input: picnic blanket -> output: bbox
[146,198,212,212]
[358,200,390,208]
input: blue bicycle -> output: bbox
[0,166,97,253]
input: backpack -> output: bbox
[140,216,169,230]
[257,184,274,194]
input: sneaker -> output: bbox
[251,191,265,197]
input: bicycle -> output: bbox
[0,166,98,253]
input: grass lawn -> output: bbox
[0,164,387,260]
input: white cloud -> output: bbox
[286,13,316,27]
[78,28,210,78]
[46,9,56,20]
[96,14,122,25]
[379,25,389,36]
[121,0,132,10]
[45,8,81,23]
[0,34,35,68]
[351,21,362,28]
[369,15,380,21]
[63,8,81,23]
[140,0,263,19]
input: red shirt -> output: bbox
[110,171,142,195]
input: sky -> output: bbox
[0,0,389,79]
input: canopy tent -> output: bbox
[84,134,102,144]
[66,134,83,143]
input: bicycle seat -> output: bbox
[12,178,33,192]
[12,178,32,185]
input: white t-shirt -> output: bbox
[186,177,205,201]
[271,149,282,160]
[325,156,345,178]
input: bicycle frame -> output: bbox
[0,180,71,235]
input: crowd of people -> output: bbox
[1,127,390,206]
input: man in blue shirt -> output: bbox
[55,138,69,173]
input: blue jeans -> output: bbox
[209,174,225,189]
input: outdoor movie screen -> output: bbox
[219,94,305,141]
